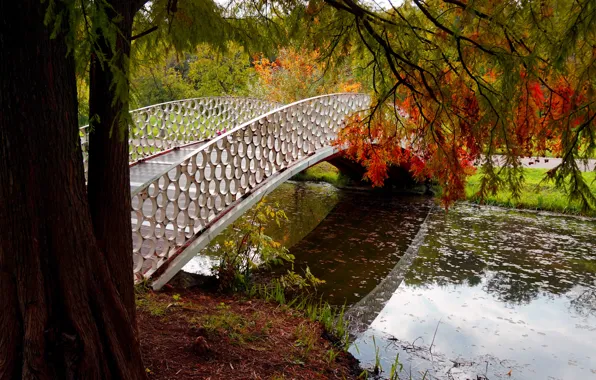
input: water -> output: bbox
[285,190,432,305]
[183,181,596,379]
[349,205,596,379]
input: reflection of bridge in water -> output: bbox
[81,94,369,289]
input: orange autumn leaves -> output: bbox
[253,48,361,104]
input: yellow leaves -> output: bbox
[339,80,362,93]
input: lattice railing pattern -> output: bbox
[80,97,281,171]
[130,93,369,280]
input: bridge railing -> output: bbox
[80,97,282,171]
[130,93,370,281]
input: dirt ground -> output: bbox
[137,286,361,379]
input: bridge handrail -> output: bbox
[130,93,370,281]
[79,96,282,169]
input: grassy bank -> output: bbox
[136,285,360,379]
[291,162,351,187]
[465,168,596,217]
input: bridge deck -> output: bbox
[130,142,204,192]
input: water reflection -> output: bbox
[184,181,433,307]
[351,204,596,379]
[181,181,596,379]
[183,181,341,274]
[287,192,432,305]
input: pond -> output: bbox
[348,204,596,380]
[183,181,596,379]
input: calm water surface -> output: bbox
[183,181,596,379]
[350,205,596,379]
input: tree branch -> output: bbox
[131,25,158,41]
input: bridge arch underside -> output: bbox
[128,94,371,289]
[324,153,423,192]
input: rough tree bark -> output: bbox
[88,0,144,325]
[0,0,146,378]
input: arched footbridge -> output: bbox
[82,94,370,289]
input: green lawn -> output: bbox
[465,168,596,217]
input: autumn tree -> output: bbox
[253,47,362,103]
[312,0,595,208]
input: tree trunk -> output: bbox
[0,1,146,378]
[87,0,140,322]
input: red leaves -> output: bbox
[528,81,545,104]
[363,154,389,187]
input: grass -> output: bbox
[293,322,318,361]
[465,168,596,217]
[291,162,351,187]
[248,280,352,350]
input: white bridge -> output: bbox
[83,94,369,289]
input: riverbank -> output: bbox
[465,168,596,217]
[291,162,349,187]
[137,284,361,379]
[293,163,596,217]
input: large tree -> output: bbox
[0,0,146,377]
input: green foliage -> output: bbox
[291,162,350,187]
[215,200,294,291]
[249,282,351,350]
[130,42,258,107]
[389,353,403,380]
[278,266,326,292]
[135,292,169,317]
[372,335,382,375]
[131,61,196,108]
[293,322,318,359]
[325,348,340,365]
[187,43,257,96]
[291,296,350,350]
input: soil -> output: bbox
[137,285,361,379]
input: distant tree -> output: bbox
[187,43,258,97]
[131,43,257,107]
[253,47,361,103]
[131,54,199,107]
